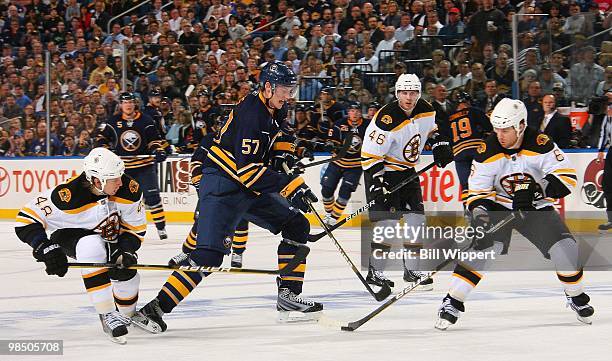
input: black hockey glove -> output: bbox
[512,181,537,211]
[430,134,454,168]
[272,153,300,174]
[369,176,389,203]
[110,247,138,267]
[280,177,318,213]
[33,240,68,277]
[154,149,167,163]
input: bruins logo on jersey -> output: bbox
[536,134,550,146]
[381,115,393,125]
[58,188,71,202]
[477,143,487,154]
[500,173,543,199]
[94,212,120,241]
[129,179,139,193]
[403,134,421,163]
[120,130,142,151]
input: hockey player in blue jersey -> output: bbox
[96,92,170,240]
[132,61,323,333]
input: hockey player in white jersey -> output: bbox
[435,98,594,330]
[361,73,454,290]
[14,148,147,344]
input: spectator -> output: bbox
[563,2,588,35]
[596,66,612,96]
[525,81,544,129]
[436,60,454,89]
[438,7,466,44]
[464,62,487,101]
[539,63,568,94]
[568,46,605,103]
[395,13,415,44]
[467,0,506,48]
[540,94,572,148]
[487,52,513,94]
[451,61,472,90]
[29,122,60,156]
[374,26,397,61]
[478,79,505,114]
[432,84,454,124]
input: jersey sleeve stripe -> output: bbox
[109,196,137,205]
[21,207,47,227]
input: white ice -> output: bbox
[1,221,611,361]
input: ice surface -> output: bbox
[1,222,610,361]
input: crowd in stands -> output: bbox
[0,0,610,157]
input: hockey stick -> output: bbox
[308,162,437,242]
[307,199,392,302]
[338,212,519,331]
[67,244,309,276]
[293,133,354,171]
[281,162,391,301]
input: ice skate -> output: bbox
[100,311,130,344]
[157,228,168,240]
[435,294,465,330]
[132,298,167,333]
[277,287,323,323]
[366,265,395,288]
[231,252,243,268]
[566,293,594,325]
[323,213,336,228]
[168,251,189,267]
[598,222,612,233]
[403,269,433,291]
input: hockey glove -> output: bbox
[33,240,68,277]
[430,134,454,167]
[368,176,389,203]
[110,247,138,267]
[512,181,536,211]
[280,177,318,213]
[271,153,300,174]
[154,149,168,163]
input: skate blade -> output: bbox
[404,281,434,292]
[108,335,127,344]
[277,310,322,323]
[434,318,452,330]
[577,315,593,325]
[131,314,164,334]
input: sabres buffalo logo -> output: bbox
[348,134,362,153]
[581,158,605,208]
[58,188,71,202]
[120,130,141,152]
[500,173,543,198]
[403,134,421,163]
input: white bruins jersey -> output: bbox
[361,99,437,173]
[466,128,577,210]
[15,172,146,247]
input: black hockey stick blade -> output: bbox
[339,212,519,331]
[308,162,437,242]
[295,132,354,170]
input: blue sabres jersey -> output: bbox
[203,91,292,194]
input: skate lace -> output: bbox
[566,297,590,312]
[171,252,189,264]
[439,299,460,318]
[373,269,390,281]
[284,290,315,306]
[103,311,131,329]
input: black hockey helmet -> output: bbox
[456,91,472,105]
[119,92,136,102]
[368,101,382,110]
[149,89,161,97]
[259,61,297,90]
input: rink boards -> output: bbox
[0,151,607,229]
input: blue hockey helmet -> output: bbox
[259,61,298,96]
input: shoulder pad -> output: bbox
[113,174,143,202]
[51,173,99,211]
[474,134,505,163]
[373,101,406,131]
[413,98,435,114]
[521,128,555,154]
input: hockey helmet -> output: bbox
[395,73,421,100]
[83,147,125,193]
[259,61,297,95]
[119,92,136,102]
[456,91,472,105]
[490,98,527,132]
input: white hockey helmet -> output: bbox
[83,147,125,192]
[395,73,421,100]
[490,98,528,132]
